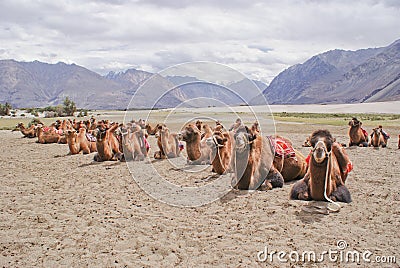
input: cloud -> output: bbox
[0,0,399,83]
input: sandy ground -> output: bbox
[1,122,399,267]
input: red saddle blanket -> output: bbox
[268,137,296,159]
[361,127,368,138]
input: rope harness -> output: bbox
[303,141,341,214]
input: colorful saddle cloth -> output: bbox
[268,136,296,159]
[361,127,368,138]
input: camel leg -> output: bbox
[265,168,284,188]
[330,185,352,203]
[289,178,311,200]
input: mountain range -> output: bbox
[252,39,400,104]
[0,39,399,109]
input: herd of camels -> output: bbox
[14,116,397,205]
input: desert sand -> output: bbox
[1,117,399,267]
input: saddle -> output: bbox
[86,133,97,142]
[268,136,296,159]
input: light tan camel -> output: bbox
[369,127,387,148]
[232,126,284,190]
[205,130,233,174]
[36,127,62,144]
[153,124,180,159]
[14,123,36,138]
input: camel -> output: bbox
[302,136,312,147]
[14,122,36,138]
[153,124,180,159]
[178,124,212,164]
[290,129,352,203]
[348,117,368,147]
[145,123,159,136]
[232,126,284,190]
[93,123,123,161]
[195,120,202,131]
[121,124,149,161]
[66,128,97,155]
[36,127,62,144]
[369,127,387,148]
[205,130,233,174]
[269,136,308,182]
[201,124,213,139]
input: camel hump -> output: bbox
[331,143,351,174]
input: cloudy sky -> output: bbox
[0,0,399,83]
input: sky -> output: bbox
[0,0,399,84]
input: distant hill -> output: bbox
[0,60,267,109]
[251,39,400,104]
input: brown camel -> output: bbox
[348,117,368,147]
[232,126,284,190]
[290,129,352,203]
[201,124,213,139]
[93,123,123,161]
[36,127,62,144]
[205,130,233,174]
[302,136,312,147]
[153,124,180,159]
[195,120,202,131]
[269,136,308,182]
[14,123,36,138]
[66,128,97,155]
[369,127,387,148]
[145,123,159,136]
[121,125,148,161]
[178,124,212,164]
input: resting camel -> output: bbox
[93,123,123,161]
[179,124,212,164]
[121,124,149,161]
[36,127,62,144]
[348,118,368,147]
[369,127,387,148]
[290,129,352,203]
[195,120,202,131]
[66,128,97,155]
[145,123,158,136]
[205,130,233,174]
[269,136,308,182]
[153,124,180,159]
[201,124,213,139]
[14,122,36,138]
[232,126,284,190]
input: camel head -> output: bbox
[178,124,199,142]
[372,127,381,137]
[96,128,107,142]
[195,120,202,131]
[16,122,24,128]
[310,129,334,164]
[234,126,256,153]
[65,129,77,138]
[348,117,361,128]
